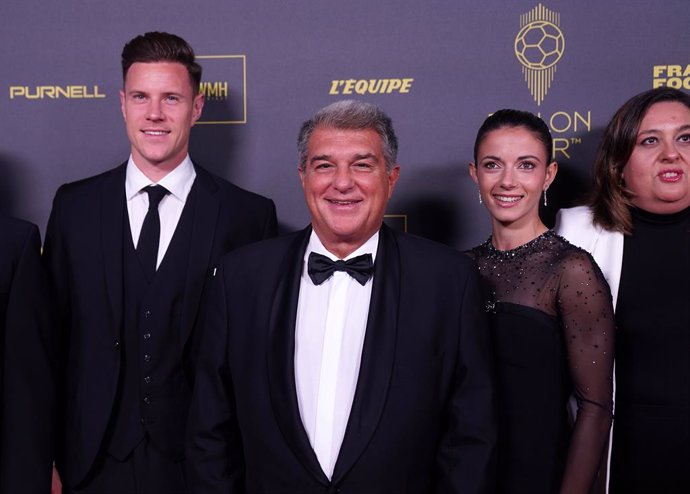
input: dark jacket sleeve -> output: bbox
[186,262,245,493]
[436,263,496,494]
[0,222,56,493]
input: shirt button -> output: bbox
[143,333,151,340]
[143,396,151,405]
[144,376,152,384]
[113,339,120,350]
[144,310,152,319]
[144,354,152,363]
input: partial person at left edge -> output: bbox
[0,216,55,493]
[43,32,277,494]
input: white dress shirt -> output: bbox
[125,155,196,268]
[294,231,378,479]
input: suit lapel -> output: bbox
[332,225,401,482]
[266,227,329,485]
[100,164,127,340]
[179,165,220,346]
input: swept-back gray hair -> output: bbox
[297,100,398,171]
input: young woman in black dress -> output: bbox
[467,110,614,493]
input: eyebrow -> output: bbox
[310,154,331,164]
[638,124,690,135]
[480,154,542,161]
[309,152,378,164]
[353,153,377,161]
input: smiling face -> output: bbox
[120,61,204,180]
[299,126,400,258]
[623,101,690,214]
[470,125,557,236]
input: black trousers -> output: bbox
[66,438,188,494]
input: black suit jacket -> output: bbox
[0,217,54,493]
[43,162,277,486]
[187,225,496,494]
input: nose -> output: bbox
[660,140,680,161]
[333,165,355,192]
[499,166,517,189]
[147,100,164,121]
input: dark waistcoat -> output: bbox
[105,190,197,461]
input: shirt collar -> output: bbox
[125,154,196,201]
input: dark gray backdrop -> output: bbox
[1,0,688,249]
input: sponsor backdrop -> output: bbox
[1,0,688,249]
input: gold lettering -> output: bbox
[549,112,571,133]
[25,87,40,99]
[653,66,666,78]
[9,86,25,99]
[342,79,356,94]
[8,85,108,99]
[354,80,367,95]
[553,137,571,159]
[573,111,591,132]
[68,86,83,98]
[201,82,229,99]
[400,78,414,93]
[667,78,682,89]
[329,80,341,95]
[328,78,414,95]
[668,65,682,77]
[369,79,384,93]
[386,79,402,93]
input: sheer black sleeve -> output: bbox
[556,249,614,494]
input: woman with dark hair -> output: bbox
[468,109,614,493]
[556,87,690,493]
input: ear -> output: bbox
[119,89,126,121]
[298,165,306,190]
[387,164,401,198]
[544,161,558,189]
[468,162,479,185]
[191,92,205,123]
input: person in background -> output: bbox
[187,99,496,494]
[44,31,277,493]
[0,216,54,493]
[468,109,614,494]
[556,87,690,494]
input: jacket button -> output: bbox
[143,396,151,405]
[144,376,152,384]
[143,333,151,340]
[113,339,120,349]
[144,310,152,318]
[144,354,152,362]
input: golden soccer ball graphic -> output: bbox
[514,20,565,70]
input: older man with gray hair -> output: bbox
[187,100,496,493]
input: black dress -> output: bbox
[610,206,690,494]
[468,231,614,494]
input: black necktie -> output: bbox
[307,252,374,286]
[137,185,169,280]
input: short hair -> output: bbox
[589,87,690,234]
[473,109,553,164]
[297,100,398,171]
[121,32,202,93]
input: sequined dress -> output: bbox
[468,231,614,494]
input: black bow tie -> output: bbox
[307,252,374,286]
